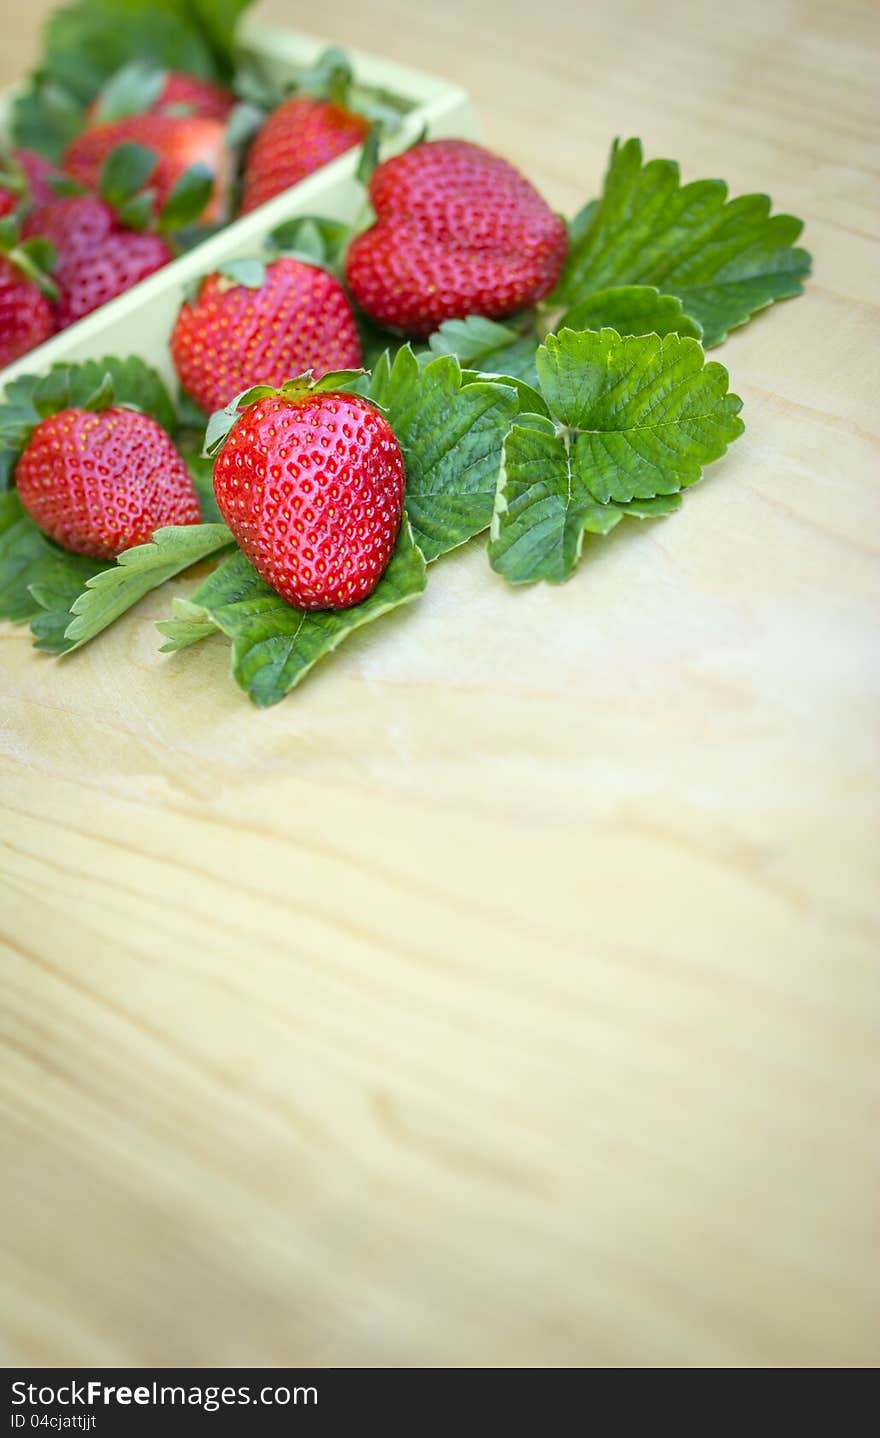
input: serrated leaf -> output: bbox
[27,548,105,652]
[424,315,540,386]
[100,141,159,206]
[364,347,519,561]
[488,328,744,585]
[487,417,621,585]
[92,60,167,122]
[559,285,702,339]
[158,162,214,231]
[0,491,103,647]
[156,595,219,649]
[556,137,811,345]
[537,328,744,502]
[158,518,427,707]
[62,523,233,651]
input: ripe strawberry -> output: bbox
[63,114,232,223]
[16,407,201,559]
[170,257,362,415]
[345,139,568,337]
[24,195,172,329]
[86,71,235,125]
[240,97,369,214]
[0,255,54,366]
[213,391,405,609]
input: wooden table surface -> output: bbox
[2,0,878,1369]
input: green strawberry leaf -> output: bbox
[216,257,266,288]
[488,328,744,585]
[363,346,520,561]
[5,239,59,300]
[558,285,703,340]
[423,315,540,386]
[47,174,90,198]
[116,190,157,232]
[225,101,266,151]
[59,523,234,652]
[157,516,427,707]
[0,492,52,621]
[158,162,214,232]
[267,215,352,272]
[99,141,159,206]
[27,549,107,652]
[536,328,743,502]
[555,138,811,346]
[0,492,103,646]
[295,46,353,109]
[355,122,383,186]
[92,60,167,122]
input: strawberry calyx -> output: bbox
[0,210,58,300]
[90,62,169,124]
[203,369,367,459]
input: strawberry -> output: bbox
[240,97,369,214]
[63,114,232,224]
[0,255,54,366]
[25,196,171,329]
[170,257,362,415]
[213,390,405,609]
[16,407,201,559]
[345,139,568,337]
[86,71,235,125]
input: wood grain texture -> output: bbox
[1,0,879,1369]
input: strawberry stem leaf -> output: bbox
[158,162,214,232]
[99,141,159,206]
[92,61,167,123]
[216,257,266,288]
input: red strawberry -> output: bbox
[213,391,405,609]
[170,257,362,415]
[16,407,201,559]
[25,196,171,329]
[86,72,235,125]
[0,256,54,366]
[63,115,232,223]
[240,97,369,214]
[345,140,568,337]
